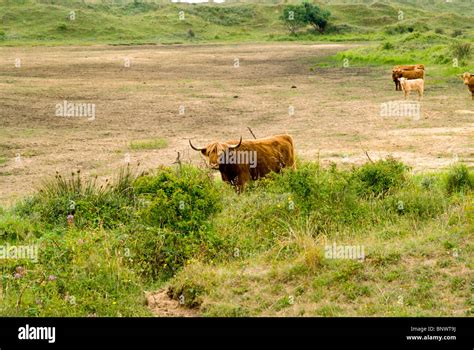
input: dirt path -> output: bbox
[0,43,472,206]
[145,289,198,317]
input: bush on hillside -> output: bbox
[125,224,223,279]
[303,2,331,34]
[280,3,330,35]
[133,166,222,233]
[280,4,307,35]
[353,157,408,198]
[445,164,473,194]
[261,163,368,230]
[127,166,224,278]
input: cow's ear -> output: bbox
[200,149,206,155]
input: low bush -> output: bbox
[124,224,223,280]
[353,157,408,198]
[133,166,222,233]
[445,163,473,194]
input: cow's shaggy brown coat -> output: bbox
[190,134,296,192]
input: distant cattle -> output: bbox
[392,64,425,91]
[189,134,296,192]
[399,77,424,100]
[461,72,474,100]
[393,64,425,71]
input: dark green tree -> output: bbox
[303,2,331,34]
[280,5,307,35]
[280,2,331,35]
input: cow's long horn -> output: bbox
[189,139,205,151]
[228,136,242,150]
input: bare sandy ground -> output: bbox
[145,290,197,317]
[0,43,473,206]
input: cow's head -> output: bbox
[189,137,242,169]
[461,72,473,85]
[392,69,403,80]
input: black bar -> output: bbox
[0,317,471,348]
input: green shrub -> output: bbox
[384,185,446,219]
[280,4,307,35]
[56,23,68,31]
[303,2,331,34]
[0,214,41,241]
[125,166,224,278]
[354,157,408,198]
[133,166,222,233]
[381,41,394,50]
[167,273,207,308]
[325,23,354,35]
[259,162,369,231]
[385,24,410,35]
[125,225,223,280]
[280,3,330,35]
[445,164,473,194]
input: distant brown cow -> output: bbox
[393,64,425,71]
[460,72,474,100]
[189,134,296,192]
[392,64,425,91]
[392,68,425,91]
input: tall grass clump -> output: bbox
[450,42,472,62]
[14,165,138,230]
[445,163,473,194]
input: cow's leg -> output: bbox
[221,171,231,184]
[234,177,244,194]
[237,169,250,193]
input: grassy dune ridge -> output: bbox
[0,0,473,45]
[0,160,472,316]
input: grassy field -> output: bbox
[0,160,472,316]
[0,0,473,317]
